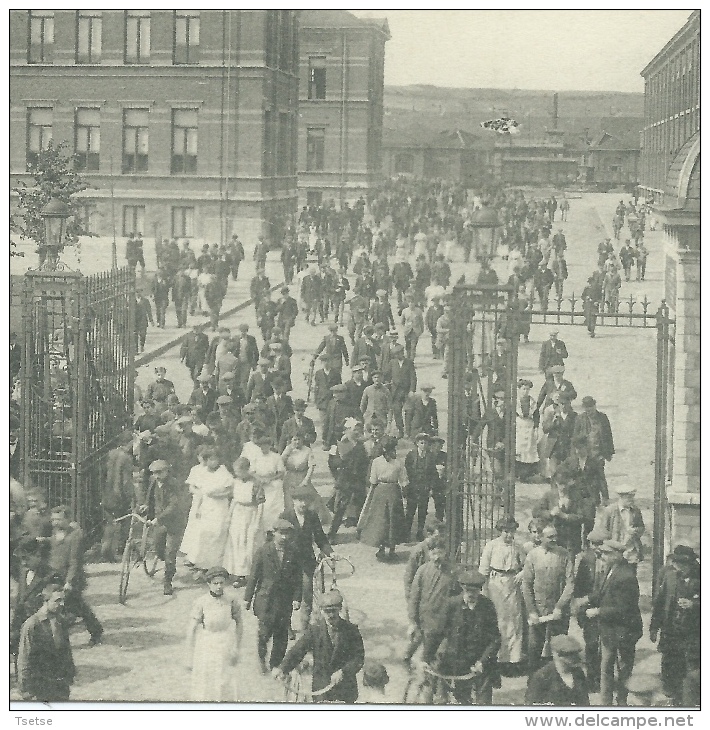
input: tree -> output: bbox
[11,141,95,257]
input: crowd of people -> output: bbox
[9,178,698,707]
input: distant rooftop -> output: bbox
[300,9,390,37]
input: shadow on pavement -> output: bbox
[103,630,181,650]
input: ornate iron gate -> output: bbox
[446,284,519,565]
[446,288,675,581]
[21,267,135,538]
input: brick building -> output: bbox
[639,11,700,551]
[10,10,299,247]
[494,138,579,187]
[639,10,699,201]
[297,10,388,207]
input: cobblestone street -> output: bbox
[10,192,670,706]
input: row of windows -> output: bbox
[120,205,194,238]
[24,107,299,176]
[25,10,295,69]
[26,107,200,173]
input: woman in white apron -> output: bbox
[241,432,285,532]
[515,379,540,482]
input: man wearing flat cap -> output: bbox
[278,399,317,452]
[139,460,189,595]
[246,358,274,403]
[584,539,643,705]
[351,325,378,373]
[359,370,392,429]
[404,433,439,541]
[601,487,645,570]
[244,518,303,674]
[145,367,176,404]
[573,396,615,506]
[277,286,299,341]
[313,355,342,418]
[386,343,417,438]
[275,590,365,703]
[407,385,438,439]
[188,373,218,423]
[650,545,700,705]
[312,323,349,376]
[323,384,361,449]
[538,330,568,375]
[526,634,589,706]
[572,527,609,692]
[434,569,502,705]
[180,324,210,382]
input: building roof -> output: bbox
[300,10,390,38]
[383,127,489,150]
[641,11,699,78]
[589,117,643,151]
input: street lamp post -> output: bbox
[39,198,71,270]
[469,204,502,263]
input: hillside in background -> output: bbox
[384,85,644,146]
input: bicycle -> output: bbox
[311,553,355,623]
[281,659,338,703]
[114,510,162,604]
[403,661,478,705]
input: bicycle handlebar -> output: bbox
[420,662,479,682]
[313,553,355,579]
[114,512,151,525]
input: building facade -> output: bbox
[382,129,495,187]
[494,138,578,187]
[10,10,299,247]
[639,12,700,552]
[639,10,699,201]
[297,10,388,207]
[581,117,642,191]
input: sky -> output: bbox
[350,9,693,92]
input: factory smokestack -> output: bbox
[552,92,559,130]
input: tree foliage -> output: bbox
[11,141,95,257]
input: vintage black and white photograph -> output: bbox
[8,7,700,712]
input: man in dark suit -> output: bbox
[278,399,317,452]
[407,386,438,437]
[188,373,218,422]
[573,395,615,506]
[526,634,590,706]
[435,569,501,705]
[264,379,294,445]
[341,364,368,417]
[48,506,104,646]
[312,322,350,376]
[540,392,577,477]
[245,519,303,674]
[571,527,609,693]
[17,583,75,701]
[404,433,440,542]
[11,538,61,659]
[235,323,259,369]
[351,324,378,372]
[536,365,577,412]
[386,344,417,437]
[134,292,154,353]
[275,590,365,704]
[313,355,342,418]
[538,330,568,374]
[180,324,209,381]
[649,545,701,706]
[585,540,643,706]
[282,486,333,627]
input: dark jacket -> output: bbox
[11,565,62,654]
[17,610,75,700]
[314,334,350,370]
[573,410,615,462]
[135,297,154,330]
[436,595,501,677]
[188,386,218,422]
[404,448,438,497]
[525,661,590,706]
[588,559,643,643]
[236,335,260,370]
[244,542,303,626]
[328,438,369,496]
[280,617,365,704]
[409,396,438,435]
[313,368,342,411]
[180,331,209,370]
[649,563,701,647]
[386,357,417,397]
[278,415,317,452]
[282,507,332,577]
[538,338,568,373]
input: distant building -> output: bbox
[494,138,578,187]
[381,128,495,187]
[581,117,643,191]
[640,11,700,554]
[10,10,299,247]
[639,10,699,201]
[297,10,389,208]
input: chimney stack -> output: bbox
[552,92,559,131]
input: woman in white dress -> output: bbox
[180,445,208,568]
[186,566,243,702]
[191,448,233,573]
[479,515,527,674]
[241,431,285,532]
[515,379,540,482]
[223,457,265,585]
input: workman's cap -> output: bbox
[548,365,565,374]
[222,371,235,380]
[272,518,294,533]
[414,433,429,443]
[198,373,212,382]
[600,540,626,554]
[456,569,486,587]
[615,486,636,496]
[149,460,169,472]
[292,398,307,411]
[421,385,434,392]
[216,395,232,405]
[205,566,229,582]
[154,366,167,374]
[581,396,596,407]
[363,661,389,687]
[550,634,583,656]
[321,590,343,608]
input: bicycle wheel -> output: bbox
[141,522,162,578]
[119,535,139,604]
